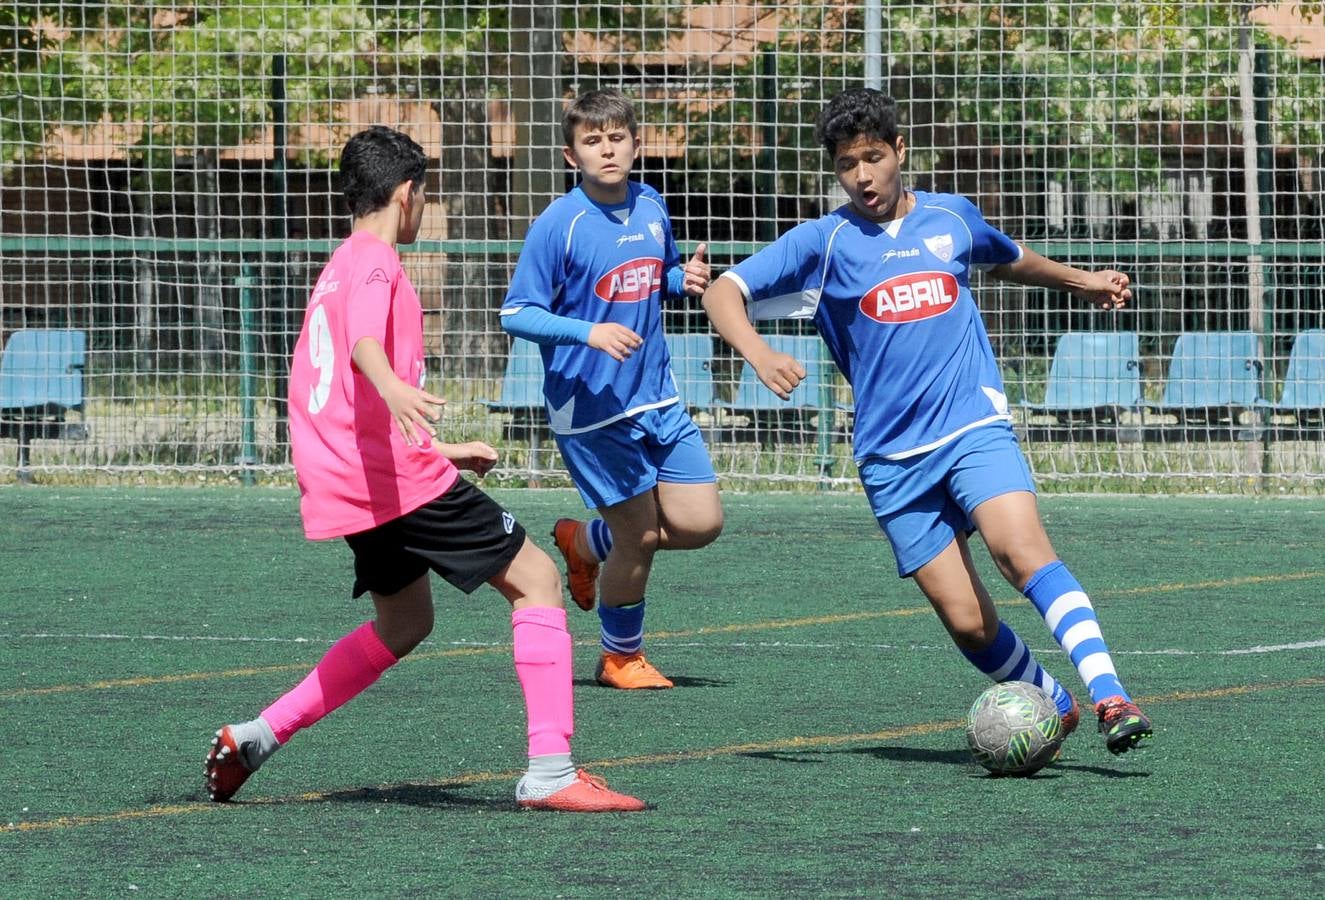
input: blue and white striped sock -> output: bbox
[585,519,613,563]
[960,621,1074,718]
[598,599,645,655]
[1023,561,1129,704]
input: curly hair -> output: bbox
[815,89,902,157]
[338,126,428,219]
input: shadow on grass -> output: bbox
[319,783,514,812]
[737,744,1151,779]
[572,675,732,688]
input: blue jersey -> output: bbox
[501,181,684,434]
[723,190,1022,461]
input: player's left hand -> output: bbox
[1078,269,1131,311]
[446,440,498,476]
[682,243,710,296]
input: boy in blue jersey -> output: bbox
[501,90,722,690]
[703,88,1152,755]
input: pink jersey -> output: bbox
[289,230,458,539]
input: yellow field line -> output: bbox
[4,675,1322,835]
[2,568,1321,701]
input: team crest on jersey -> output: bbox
[648,221,665,246]
[594,257,662,302]
[923,233,955,263]
[859,271,960,323]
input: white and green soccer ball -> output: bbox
[965,681,1064,776]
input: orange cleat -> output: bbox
[1060,690,1080,739]
[518,769,647,812]
[595,651,674,689]
[551,518,599,611]
[205,725,255,802]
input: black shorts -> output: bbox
[344,478,527,598]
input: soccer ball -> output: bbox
[965,681,1065,776]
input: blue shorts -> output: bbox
[858,424,1036,578]
[556,402,717,510]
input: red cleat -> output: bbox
[205,725,255,802]
[518,769,647,812]
[1095,695,1153,755]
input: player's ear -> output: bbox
[393,179,416,208]
[895,135,907,166]
[562,145,578,170]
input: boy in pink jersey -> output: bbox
[204,126,644,812]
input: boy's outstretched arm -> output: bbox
[501,305,642,362]
[990,246,1132,311]
[351,336,444,447]
[703,277,806,400]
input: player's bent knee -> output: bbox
[374,609,434,658]
[491,539,564,606]
[946,617,998,651]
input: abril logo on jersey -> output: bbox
[594,257,662,303]
[859,271,960,323]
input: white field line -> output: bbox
[2,632,1323,656]
[653,639,1325,656]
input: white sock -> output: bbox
[515,753,576,800]
[228,716,280,771]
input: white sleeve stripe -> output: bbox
[565,210,587,255]
[718,270,752,301]
[747,289,821,321]
[820,219,849,290]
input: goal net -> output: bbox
[3,1,1324,492]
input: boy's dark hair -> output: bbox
[561,89,638,146]
[815,89,901,157]
[339,125,428,219]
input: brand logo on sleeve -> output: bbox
[594,257,662,302]
[858,271,960,323]
[367,267,390,285]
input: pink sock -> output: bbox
[512,606,574,757]
[261,621,398,745]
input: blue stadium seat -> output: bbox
[484,337,545,414]
[730,334,833,412]
[0,329,86,411]
[483,338,549,464]
[1147,331,1264,440]
[1155,331,1263,410]
[664,332,715,411]
[0,328,89,475]
[720,333,837,444]
[1021,331,1141,419]
[1273,329,1325,411]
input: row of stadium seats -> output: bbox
[485,334,841,448]
[491,329,1325,447]
[1020,330,1325,441]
